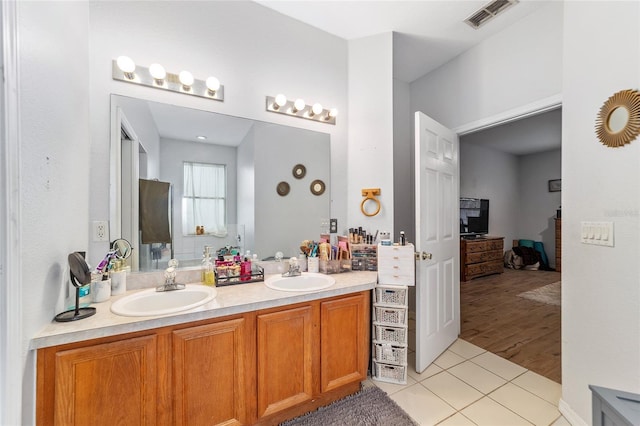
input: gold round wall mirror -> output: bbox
[595,89,640,148]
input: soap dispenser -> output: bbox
[201,246,216,286]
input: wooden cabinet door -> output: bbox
[52,335,157,426]
[256,305,317,419]
[320,292,370,392]
[172,317,251,426]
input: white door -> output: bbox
[414,111,460,373]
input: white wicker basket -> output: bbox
[374,286,408,307]
[372,361,407,384]
[373,342,408,365]
[373,305,407,326]
[373,324,407,344]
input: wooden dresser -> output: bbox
[460,237,504,281]
[555,218,561,272]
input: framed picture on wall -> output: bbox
[548,179,561,192]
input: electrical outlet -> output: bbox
[330,218,338,233]
[93,221,109,242]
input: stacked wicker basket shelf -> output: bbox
[372,243,414,385]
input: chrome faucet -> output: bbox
[157,262,186,292]
[282,256,302,277]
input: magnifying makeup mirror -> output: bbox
[54,252,97,322]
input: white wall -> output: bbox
[518,149,561,268]
[459,142,520,247]
[561,2,640,424]
[16,2,90,422]
[348,33,395,238]
[393,77,414,242]
[88,1,348,267]
[410,2,563,130]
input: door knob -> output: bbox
[415,252,433,260]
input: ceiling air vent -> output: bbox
[465,0,519,29]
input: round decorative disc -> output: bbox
[310,179,325,196]
[277,181,290,196]
[292,164,306,179]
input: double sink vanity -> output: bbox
[33,270,376,425]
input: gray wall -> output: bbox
[518,149,561,268]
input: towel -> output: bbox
[139,179,172,244]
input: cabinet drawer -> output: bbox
[465,260,503,278]
[466,249,503,264]
[377,272,415,286]
[377,245,414,262]
[465,240,503,253]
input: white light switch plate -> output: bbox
[581,221,614,247]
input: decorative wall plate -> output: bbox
[310,179,325,196]
[595,89,640,148]
[276,181,290,196]
[292,164,306,179]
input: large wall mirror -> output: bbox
[110,95,330,272]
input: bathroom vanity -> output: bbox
[33,272,376,425]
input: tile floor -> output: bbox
[367,319,569,426]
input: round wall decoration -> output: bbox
[276,181,290,196]
[310,179,325,196]
[595,89,640,148]
[292,164,306,179]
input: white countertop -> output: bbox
[30,271,377,350]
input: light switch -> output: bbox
[581,221,614,247]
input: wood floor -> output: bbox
[460,268,561,383]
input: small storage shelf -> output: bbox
[371,244,412,384]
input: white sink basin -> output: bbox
[265,273,335,292]
[111,285,217,317]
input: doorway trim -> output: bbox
[1,1,23,424]
[453,94,562,136]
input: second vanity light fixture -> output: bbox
[113,56,224,102]
[266,94,337,125]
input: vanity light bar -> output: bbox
[112,57,224,102]
[266,95,337,125]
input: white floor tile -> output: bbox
[448,360,507,394]
[437,412,477,426]
[470,351,527,381]
[420,371,484,410]
[551,415,571,425]
[389,383,457,426]
[489,383,561,426]
[448,339,486,359]
[461,396,532,426]
[371,373,417,396]
[408,352,443,381]
[434,350,466,369]
[512,370,562,405]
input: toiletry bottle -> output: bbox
[201,247,216,286]
[400,231,406,245]
[240,256,251,281]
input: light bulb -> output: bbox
[293,99,306,113]
[179,70,194,89]
[206,76,220,93]
[149,63,166,82]
[274,94,287,109]
[329,108,338,118]
[311,103,323,116]
[116,56,135,79]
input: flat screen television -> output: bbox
[460,198,489,237]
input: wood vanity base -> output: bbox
[37,291,370,425]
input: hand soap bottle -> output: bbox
[201,247,216,286]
